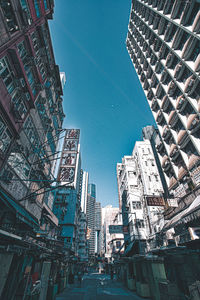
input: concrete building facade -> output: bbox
[117,140,165,253]
[0,1,66,299]
[126,0,200,226]
[95,201,102,255]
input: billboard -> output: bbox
[146,196,165,206]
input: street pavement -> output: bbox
[56,272,151,300]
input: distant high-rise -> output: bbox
[86,183,96,255]
[81,171,89,214]
[95,202,102,255]
[60,72,66,90]
[126,1,200,220]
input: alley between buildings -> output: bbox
[56,272,148,300]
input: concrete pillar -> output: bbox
[0,253,13,297]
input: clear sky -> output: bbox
[49,0,156,207]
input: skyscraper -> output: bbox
[86,183,96,256]
[81,171,89,214]
[126,1,200,222]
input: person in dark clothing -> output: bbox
[110,269,114,280]
[68,271,74,284]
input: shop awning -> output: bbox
[0,190,39,228]
[164,196,200,230]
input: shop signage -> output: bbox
[109,225,123,234]
[146,196,165,206]
[167,198,178,207]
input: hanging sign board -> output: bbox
[167,198,178,207]
[146,196,165,206]
[109,225,123,234]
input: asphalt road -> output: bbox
[56,273,151,300]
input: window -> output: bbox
[0,116,12,153]
[136,219,145,228]
[11,91,27,120]
[18,41,37,96]
[26,68,36,96]
[17,41,27,61]
[0,57,15,94]
[145,161,148,166]
[151,161,155,166]
[190,40,200,62]
[0,0,18,33]
[149,176,151,182]
[132,201,142,210]
[155,175,159,182]
[20,0,32,25]
[34,0,40,18]
[43,0,48,10]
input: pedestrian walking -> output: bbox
[78,271,82,287]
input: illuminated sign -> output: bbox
[146,196,165,206]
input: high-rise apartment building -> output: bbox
[117,140,165,252]
[0,1,65,298]
[126,1,200,222]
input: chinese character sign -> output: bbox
[146,196,165,206]
[58,129,80,184]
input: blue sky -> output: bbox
[49,0,155,207]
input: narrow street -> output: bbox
[56,272,150,300]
